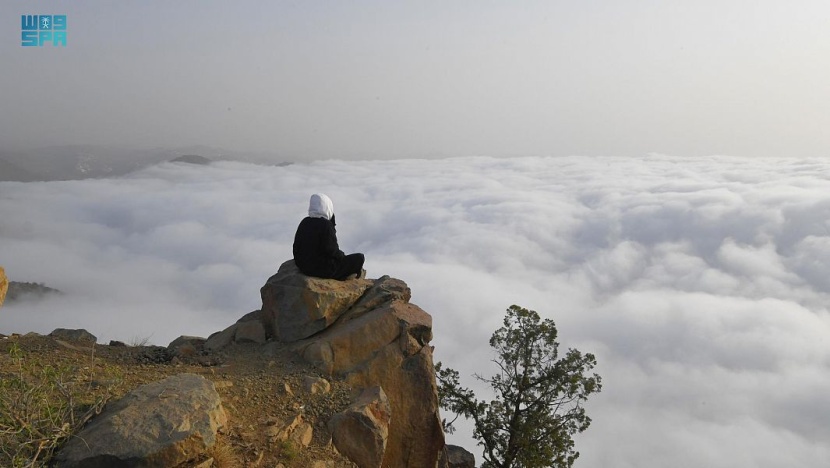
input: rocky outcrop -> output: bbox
[261,260,444,467]
[142,260,446,467]
[329,386,391,468]
[55,374,227,467]
[0,266,7,308]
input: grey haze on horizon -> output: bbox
[2,1,830,159]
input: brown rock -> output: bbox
[168,335,206,350]
[0,266,7,308]
[54,374,227,467]
[49,328,97,344]
[235,319,266,344]
[300,296,443,467]
[237,309,263,323]
[343,343,444,468]
[302,375,331,395]
[205,323,237,351]
[302,301,431,375]
[440,445,476,468]
[265,413,311,445]
[260,260,372,342]
[328,386,391,468]
[291,422,314,447]
[201,261,447,466]
[339,275,411,322]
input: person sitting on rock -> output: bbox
[293,193,365,280]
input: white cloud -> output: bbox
[2,155,830,467]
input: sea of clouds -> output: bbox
[1,155,829,467]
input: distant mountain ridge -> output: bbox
[0,145,293,182]
[170,154,213,165]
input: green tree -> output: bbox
[436,305,602,468]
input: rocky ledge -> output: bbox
[38,260,474,468]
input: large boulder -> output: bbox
[54,374,228,467]
[0,266,7,308]
[260,260,372,342]
[329,386,391,468]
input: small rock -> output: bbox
[302,376,331,395]
[213,380,234,389]
[168,335,206,349]
[265,413,304,443]
[49,328,96,343]
[440,445,476,468]
[290,422,314,447]
[137,346,175,364]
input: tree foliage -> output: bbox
[436,305,602,468]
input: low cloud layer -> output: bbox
[1,155,829,466]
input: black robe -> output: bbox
[292,216,345,278]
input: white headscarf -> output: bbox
[308,193,334,220]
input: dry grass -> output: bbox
[207,438,242,468]
[0,340,121,467]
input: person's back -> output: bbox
[293,215,342,278]
[292,193,365,280]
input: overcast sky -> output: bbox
[2,1,830,158]
[2,156,829,466]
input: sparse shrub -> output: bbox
[277,439,298,461]
[128,335,153,347]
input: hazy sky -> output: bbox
[2,156,830,466]
[2,1,830,158]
